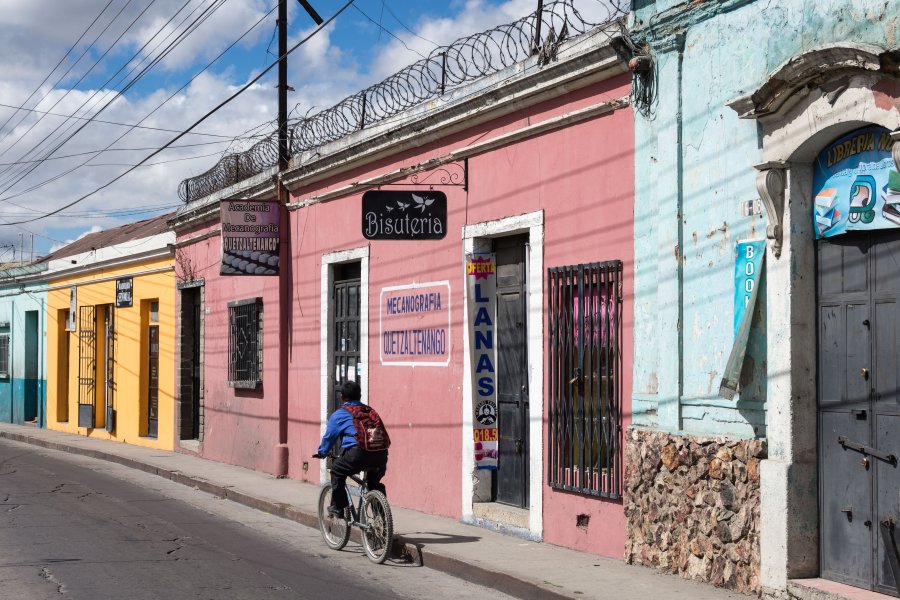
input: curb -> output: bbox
[0,430,574,600]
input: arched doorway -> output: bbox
[813,125,900,595]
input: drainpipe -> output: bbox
[675,32,686,422]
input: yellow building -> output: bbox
[45,215,176,449]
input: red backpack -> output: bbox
[344,404,391,451]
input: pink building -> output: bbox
[171,23,634,557]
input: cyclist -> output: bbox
[313,381,389,518]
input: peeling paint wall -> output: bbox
[631,0,898,438]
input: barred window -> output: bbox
[228,298,262,388]
[0,328,9,378]
[548,261,623,498]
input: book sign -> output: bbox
[220,200,280,275]
[115,277,133,308]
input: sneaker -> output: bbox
[327,505,344,519]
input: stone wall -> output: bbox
[624,429,766,595]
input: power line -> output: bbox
[352,4,428,59]
[0,0,212,189]
[0,0,118,140]
[1,0,356,226]
[0,102,246,139]
[0,0,239,200]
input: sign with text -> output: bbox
[362,190,447,240]
[220,199,280,276]
[115,277,133,308]
[720,239,766,399]
[380,281,451,366]
[466,253,498,470]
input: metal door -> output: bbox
[77,306,96,428]
[103,306,115,433]
[818,231,900,596]
[147,301,160,438]
[331,263,361,415]
[494,235,528,508]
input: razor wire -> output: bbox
[179,0,630,203]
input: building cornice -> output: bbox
[45,246,174,284]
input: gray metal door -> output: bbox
[494,235,528,508]
[818,231,900,596]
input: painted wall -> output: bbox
[286,74,634,556]
[174,41,634,556]
[46,256,176,449]
[172,225,282,471]
[0,283,47,427]
[630,0,900,437]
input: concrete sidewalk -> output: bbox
[0,423,745,600]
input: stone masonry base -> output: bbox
[624,429,766,595]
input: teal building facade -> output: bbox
[625,0,900,597]
[0,264,48,427]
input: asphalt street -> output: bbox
[0,438,515,600]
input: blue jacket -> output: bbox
[317,401,361,456]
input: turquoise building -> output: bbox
[625,0,900,597]
[0,263,48,427]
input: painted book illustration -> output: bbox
[814,187,841,235]
[882,170,900,226]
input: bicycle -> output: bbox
[316,470,394,564]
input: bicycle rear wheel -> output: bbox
[360,490,393,564]
[317,485,350,550]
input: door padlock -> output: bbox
[861,456,870,470]
[860,367,870,380]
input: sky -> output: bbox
[0,0,622,257]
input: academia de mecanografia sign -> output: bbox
[219,200,280,275]
[362,190,447,240]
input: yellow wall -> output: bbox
[46,256,176,450]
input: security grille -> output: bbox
[78,305,96,428]
[0,331,9,378]
[548,261,622,499]
[228,298,262,388]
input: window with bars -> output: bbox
[227,298,262,388]
[0,327,9,378]
[548,261,623,499]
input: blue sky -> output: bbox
[0,0,616,255]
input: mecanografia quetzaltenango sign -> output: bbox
[362,190,447,240]
[379,281,451,366]
[220,199,280,275]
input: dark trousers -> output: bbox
[330,446,388,510]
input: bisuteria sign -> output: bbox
[362,190,447,240]
[466,253,498,470]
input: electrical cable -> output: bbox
[0,0,118,139]
[0,0,244,202]
[1,0,356,226]
[0,0,218,189]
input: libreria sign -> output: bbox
[220,200,280,276]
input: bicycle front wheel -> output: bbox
[360,490,393,564]
[317,484,350,550]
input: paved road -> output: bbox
[0,438,515,600]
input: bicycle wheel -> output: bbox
[317,485,350,550]
[360,490,393,564]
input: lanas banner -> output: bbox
[220,200,280,275]
[466,253,498,470]
[813,125,897,239]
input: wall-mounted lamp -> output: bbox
[754,161,787,258]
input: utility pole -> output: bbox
[275,0,323,478]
